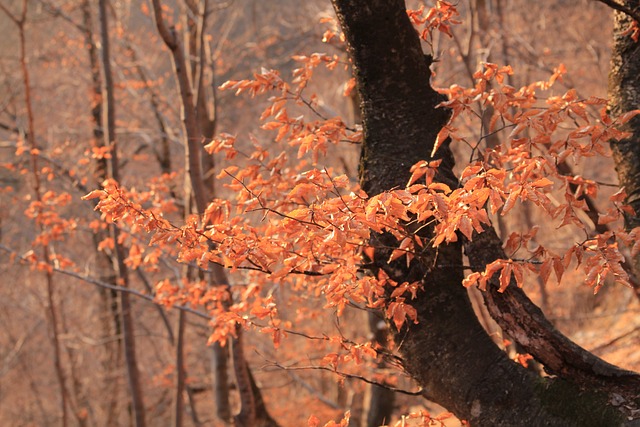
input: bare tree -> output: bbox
[98,0,147,425]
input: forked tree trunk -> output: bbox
[331,1,639,425]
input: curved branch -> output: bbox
[267,362,424,397]
[465,229,640,396]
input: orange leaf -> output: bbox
[530,177,553,188]
[498,262,512,292]
[430,126,450,157]
[81,190,104,200]
[552,257,564,283]
[308,415,320,427]
[616,109,640,125]
[501,187,522,216]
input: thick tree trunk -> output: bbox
[331,1,638,424]
[609,4,640,301]
[346,64,396,427]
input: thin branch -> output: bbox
[6,0,71,422]
[266,361,424,397]
[595,0,640,23]
[0,121,20,133]
[226,170,321,228]
[0,2,19,24]
[0,243,212,321]
[37,0,88,33]
[591,326,640,354]
[248,320,406,367]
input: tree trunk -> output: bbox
[3,1,72,423]
[346,65,396,427]
[98,1,147,425]
[151,2,277,425]
[608,3,640,301]
[331,1,638,424]
[81,1,125,421]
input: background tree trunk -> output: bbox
[151,2,278,424]
[98,1,147,425]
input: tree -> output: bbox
[328,0,640,424]
[1,0,640,425]
[608,0,640,300]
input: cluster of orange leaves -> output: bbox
[82,17,640,362]
[12,186,76,274]
[307,409,458,427]
[74,9,640,417]
[307,411,350,427]
[434,61,640,293]
[408,1,462,41]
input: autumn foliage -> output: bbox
[87,27,638,339]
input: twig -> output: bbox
[282,368,341,409]
[595,0,640,23]
[0,243,212,320]
[37,0,88,33]
[266,361,424,396]
[248,320,406,366]
[591,326,640,354]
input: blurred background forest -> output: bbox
[0,0,638,426]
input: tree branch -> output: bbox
[464,228,640,396]
[0,243,212,321]
[595,0,640,23]
[266,361,424,397]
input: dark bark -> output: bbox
[361,313,395,427]
[608,3,640,300]
[331,0,638,424]
[466,229,640,395]
[346,62,396,427]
